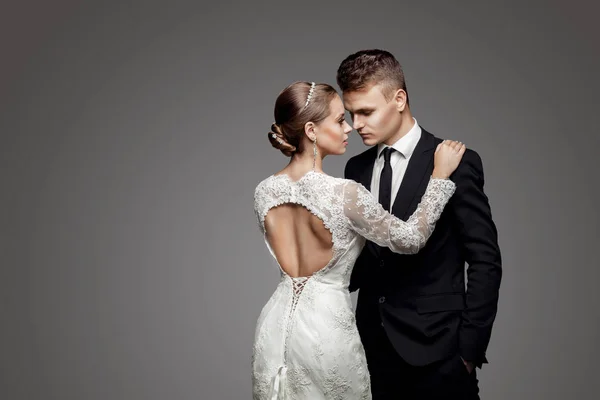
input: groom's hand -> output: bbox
[461,357,475,374]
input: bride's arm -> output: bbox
[342,178,456,254]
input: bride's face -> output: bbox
[313,95,352,157]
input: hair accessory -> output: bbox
[271,132,285,146]
[304,82,316,108]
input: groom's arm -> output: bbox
[450,149,502,368]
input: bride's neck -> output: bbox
[287,149,324,174]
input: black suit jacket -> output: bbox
[345,128,502,367]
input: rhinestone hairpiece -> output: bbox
[271,132,285,145]
[304,82,316,108]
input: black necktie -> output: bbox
[379,147,395,211]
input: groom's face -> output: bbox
[342,83,403,147]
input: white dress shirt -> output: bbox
[370,118,422,210]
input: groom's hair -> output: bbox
[336,49,409,105]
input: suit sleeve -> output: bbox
[452,150,502,367]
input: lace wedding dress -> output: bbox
[252,171,456,399]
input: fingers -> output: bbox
[442,140,466,153]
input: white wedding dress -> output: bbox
[252,170,456,399]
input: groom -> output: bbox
[338,49,502,399]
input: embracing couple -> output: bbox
[252,49,502,399]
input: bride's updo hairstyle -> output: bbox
[268,81,337,157]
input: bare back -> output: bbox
[264,204,333,278]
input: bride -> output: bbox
[252,81,465,399]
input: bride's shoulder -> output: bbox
[253,173,293,200]
[311,172,359,186]
[253,174,277,196]
[332,176,364,188]
[322,176,369,197]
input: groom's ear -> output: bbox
[394,89,408,112]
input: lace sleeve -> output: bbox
[253,183,267,235]
[343,178,456,254]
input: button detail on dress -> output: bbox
[379,260,385,267]
[378,296,386,304]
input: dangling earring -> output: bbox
[312,136,317,171]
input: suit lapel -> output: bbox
[391,129,437,220]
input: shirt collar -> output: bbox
[377,118,422,159]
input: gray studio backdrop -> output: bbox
[1,1,598,399]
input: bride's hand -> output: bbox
[432,140,466,179]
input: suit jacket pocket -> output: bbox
[415,293,464,338]
[415,293,465,314]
